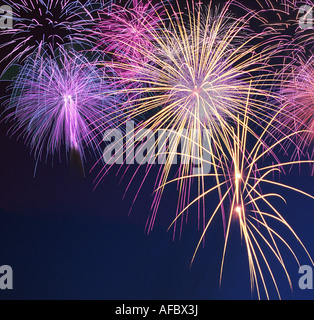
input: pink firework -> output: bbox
[95,0,165,64]
[277,55,314,171]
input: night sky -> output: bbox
[0,0,313,300]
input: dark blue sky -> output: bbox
[0,119,313,300]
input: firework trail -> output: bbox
[161,97,314,299]
[0,0,101,75]
[234,0,297,33]
[3,47,118,165]
[235,0,313,52]
[96,0,287,236]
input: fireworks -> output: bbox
[274,55,314,170]
[94,0,313,297]
[0,0,101,74]
[237,0,297,32]
[100,0,285,235]
[0,0,313,300]
[163,100,314,299]
[237,0,314,51]
[4,48,117,163]
[95,0,165,70]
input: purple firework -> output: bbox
[4,48,118,163]
[0,0,102,74]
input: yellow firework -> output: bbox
[161,94,314,299]
[99,0,286,233]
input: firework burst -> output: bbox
[0,0,101,74]
[272,54,314,172]
[95,0,165,64]
[96,0,286,235]
[4,48,118,164]
[162,98,314,299]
